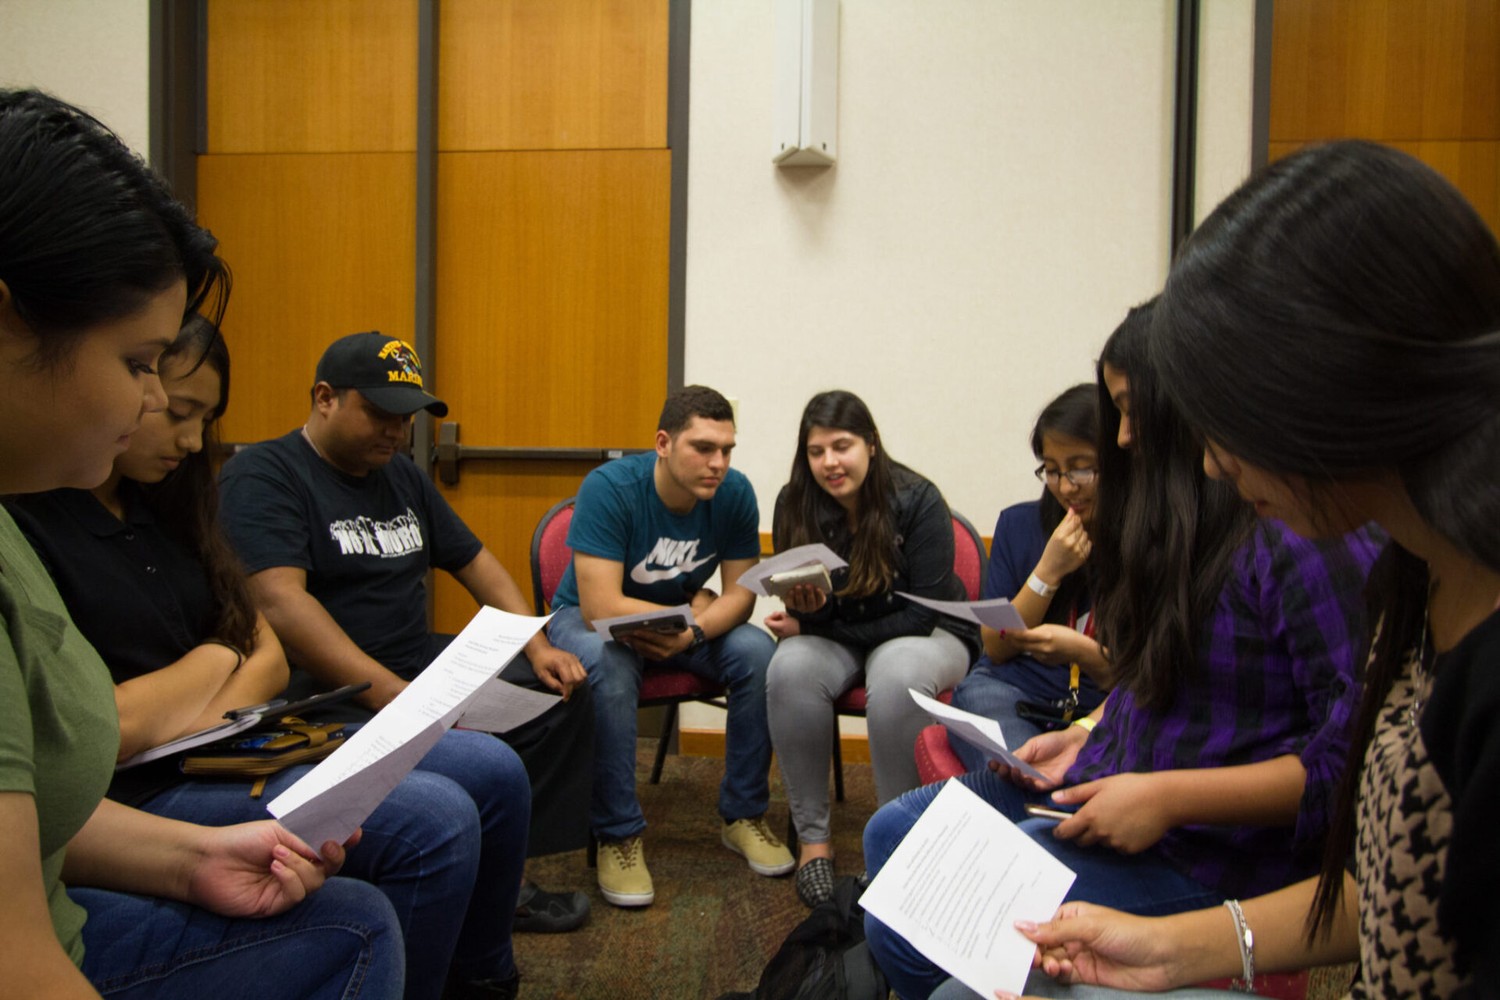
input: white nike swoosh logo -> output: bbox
[630,554,715,584]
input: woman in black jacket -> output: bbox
[765,390,979,907]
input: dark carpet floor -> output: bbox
[510,742,1356,1000]
[513,740,877,1000]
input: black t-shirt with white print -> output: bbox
[219,430,481,685]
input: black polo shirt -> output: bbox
[9,487,216,681]
[7,485,220,804]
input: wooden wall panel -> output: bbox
[431,460,601,635]
[438,0,669,151]
[197,154,417,443]
[206,0,417,153]
[433,149,671,449]
[1271,0,1500,142]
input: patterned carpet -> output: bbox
[513,741,877,1000]
[510,742,1357,999]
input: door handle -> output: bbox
[433,420,647,485]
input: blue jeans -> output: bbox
[138,727,528,999]
[950,663,1048,772]
[864,769,1225,1000]
[74,878,403,999]
[547,605,776,841]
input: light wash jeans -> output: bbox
[137,727,528,998]
[547,605,777,841]
[74,878,404,999]
[863,769,1224,1000]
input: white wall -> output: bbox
[680,0,1256,732]
[687,0,1256,538]
[0,0,153,159]
[1197,0,1258,223]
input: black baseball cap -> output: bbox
[314,331,448,417]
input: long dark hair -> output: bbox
[1090,300,1254,711]
[139,317,258,652]
[0,90,228,364]
[1030,383,1099,620]
[775,390,910,598]
[1151,140,1500,944]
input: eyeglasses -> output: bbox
[1035,466,1098,487]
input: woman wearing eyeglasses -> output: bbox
[947,384,1108,765]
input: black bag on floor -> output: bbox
[718,875,889,1000]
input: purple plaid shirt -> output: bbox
[1067,519,1384,899]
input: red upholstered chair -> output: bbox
[914,720,967,784]
[826,511,988,802]
[529,497,727,788]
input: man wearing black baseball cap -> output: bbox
[219,331,594,941]
[315,329,449,418]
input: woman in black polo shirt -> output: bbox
[8,316,531,1000]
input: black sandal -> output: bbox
[795,856,836,908]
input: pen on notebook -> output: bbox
[223,698,286,721]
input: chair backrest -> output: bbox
[949,509,988,601]
[530,497,577,614]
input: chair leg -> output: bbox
[786,814,798,854]
[587,832,597,868]
[650,703,677,785]
[833,726,845,803]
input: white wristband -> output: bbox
[1027,574,1057,598]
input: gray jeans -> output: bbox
[766,628,970,844]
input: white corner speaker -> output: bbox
[773,0,839,167]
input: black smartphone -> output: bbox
[608,614,688,642]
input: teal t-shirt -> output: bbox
[550,452,762,609]
[0,509,119,964]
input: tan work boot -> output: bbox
[722,816,795,876]
[596,835,654,907]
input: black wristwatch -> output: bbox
[689,624,707,649]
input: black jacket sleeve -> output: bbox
[799,477,976,658]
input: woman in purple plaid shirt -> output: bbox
[997,142,1500,1000]
[863,300,1383,1000]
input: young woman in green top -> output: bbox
[0,88,402,999]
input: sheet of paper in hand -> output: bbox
[908,689,1049,784]
[267,607,548,848]
[896,593,1027,633]
[860,780,1075,998]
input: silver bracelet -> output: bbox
[1222,898,1255,993]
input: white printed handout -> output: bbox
[909,689,1049,784]
[455,677,562,734]
[268,606,549,848]
[896,593,1027,633]
[860,779,1076,998]
[737,543,848,597]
